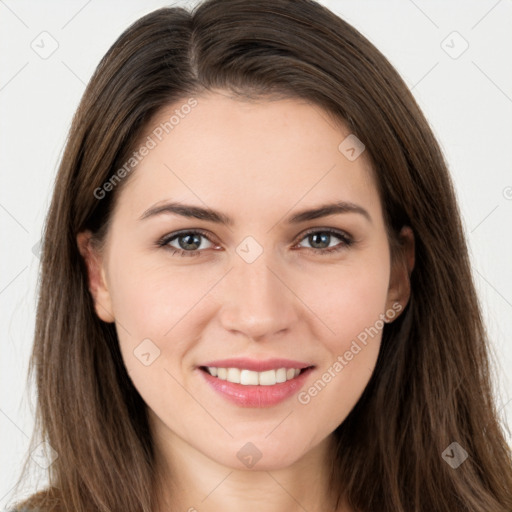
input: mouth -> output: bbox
[197,361,316,408]
[199,365,314,386]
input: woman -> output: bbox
[10,0,512,510]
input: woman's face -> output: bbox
[79,92,410,471]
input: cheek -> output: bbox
[298,254,390,347]
[108,261,211,415]
[107,255,217,368]
[308,271,387,361]
[291,253,389,426]
[108,251,209,328]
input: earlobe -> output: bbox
[76,231,115,323]
[385,226,415,322]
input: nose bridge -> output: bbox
[218,249,296,339]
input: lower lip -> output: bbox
[198,367,315,408]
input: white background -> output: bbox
[1,0,511,507]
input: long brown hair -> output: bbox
[11,0,512,510]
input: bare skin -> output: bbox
[78,91,414,512]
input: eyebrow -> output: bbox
[138,200,372,225]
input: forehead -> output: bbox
[113,92,381,224]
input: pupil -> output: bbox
[310,232,329,249]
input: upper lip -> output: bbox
[200,358,315,372]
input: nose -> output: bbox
[216,252,299,341]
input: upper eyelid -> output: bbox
[297,226,351,240]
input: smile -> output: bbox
[198,364,315,408]
[200,366,309,386]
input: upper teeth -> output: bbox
[206,367,302,386]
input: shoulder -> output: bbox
[7,487,61,512]
[5,508,38,512]
[7,489,53,511]
[6,505,43,512]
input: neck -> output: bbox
[152,431,346,512]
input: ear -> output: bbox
[385,226,415,322]
[76,230,115,323]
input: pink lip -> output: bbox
[198,366,315,408]
[200,358,313,372]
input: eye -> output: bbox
[295,228,353,255]
[156,227,353,257]
[157,229,216,257]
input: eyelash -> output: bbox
[156,228,354,257]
